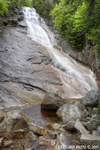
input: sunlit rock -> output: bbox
[56,104,84,121]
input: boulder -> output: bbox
[75,119,89,134]
[81,90,100,107]
[80,134,100,147]
[0,110,32,132]
[41,92,64,111]
[56,104,84,121]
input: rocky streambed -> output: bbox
[0,91,100,150]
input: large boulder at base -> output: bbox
[0,110,32,132]
[56,104,84,121]
[80,134,100,147]
[81,90,100,107]
[41,92,64,111]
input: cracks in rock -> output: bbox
[0,71,62,86]
[22,83,47,93]
[31,70,41,74]
[27,55,51,65]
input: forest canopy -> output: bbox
[50,0,100,54]
[0,0,32,16]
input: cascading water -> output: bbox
[22,7,98,98]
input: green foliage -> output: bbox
[50,0,100,51]
[8,0,33,8]
[0,0,8,16]
[0,0,32,17]
[33,0,53,18]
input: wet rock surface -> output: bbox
[0,24,64,109]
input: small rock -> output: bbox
[56,104,84,121]
[62,120,76,131]
[41,92,64,111]
[3,139,13,147]
[50,123,61,130]
[81,90,100,107]
[25,131,38,141]
[75,119,89,134]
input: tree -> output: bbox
[0,0,8,16]
[50,0,100,53]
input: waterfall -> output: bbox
[22,7,98,98]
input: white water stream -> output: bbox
[22,7,98,98]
